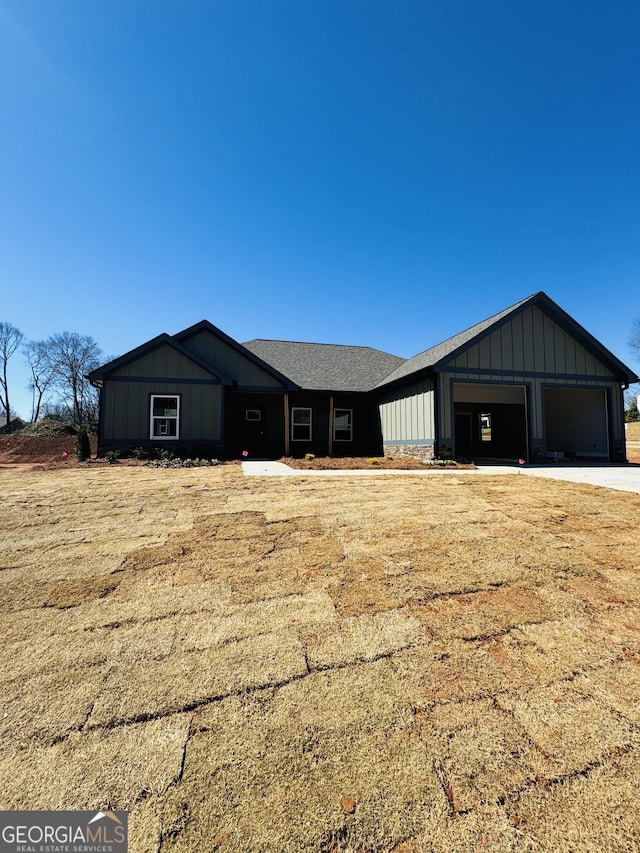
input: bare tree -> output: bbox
[0,322,25,428]
[47,332,103,428]
[630,317,640,359]
[23,339,55,422]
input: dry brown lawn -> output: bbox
[1,465,640,852]
[627,421,640,463]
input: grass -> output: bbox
[1,465,640,852]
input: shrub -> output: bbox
[144,457,221,469]
[304,453,316,461]
[130,446,150,460]
[75,428,91,462]
[104,450,120,464]
[366,457,379,465]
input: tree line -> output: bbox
[0,322,103,429]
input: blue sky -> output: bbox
[1,0,639,418]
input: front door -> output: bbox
[241,406,267,456]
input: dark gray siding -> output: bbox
[102,381,223,443]
[111,343,215,381]
[451,306,616,378]
[181,330,286,388]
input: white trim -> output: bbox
[150,394,180,440]
[333,408,353,442]
[291,407,312,441]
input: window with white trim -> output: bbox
[333,408,353,441]
[150,395,179,439]
[480,412,492,442]
[291,407,312,441]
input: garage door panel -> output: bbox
[544,388,608,458]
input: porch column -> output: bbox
[284,393,290,457]
[328,395,334,457]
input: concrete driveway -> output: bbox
[242,460,640,496]
[497,462,640,495]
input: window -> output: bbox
[291,407,312,441]
[480,412,492,442]
[334,408,353,441]
[246,409,261,421]
[150,395,179,440]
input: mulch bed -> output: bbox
[280,456,475,470]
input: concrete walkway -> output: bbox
[242,459,640,495]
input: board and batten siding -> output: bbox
[181,330,285,388]
[379,378,435,443]
[104,344,223,442]
[111,343,215,382]
[451,305,616,378]
[436,305,624,455]
[102,380,223,442]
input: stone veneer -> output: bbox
[383,444,435,461]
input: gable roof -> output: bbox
[174,320,298,390]
[87,333,234,384]
[377,291,639,388]
[243,339,405,392]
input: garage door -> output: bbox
[453,383,528,461]
[544,387,608,459]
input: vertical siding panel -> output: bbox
[490,330,501,370]
[532,379,542,439]
[501,323,514,371]
[554,326,566,373]
[465,344,476,368]
[511,314,524,371]
[543,314,555,372]
[417,388,424,437]
[522,308,535,371]
[565,337,576,374]
[478,338,491,371]
[532,308,545,372]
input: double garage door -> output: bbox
[453,383,610,461]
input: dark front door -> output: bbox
[225,392,286,459]
[240,406,268,456]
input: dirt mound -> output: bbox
[0,435,96,466]
[19,418,77,437]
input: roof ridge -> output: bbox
[404,291,543,363]
[244,338,401,352]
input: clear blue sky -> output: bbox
[1,0,639,418]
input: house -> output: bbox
[87,292,638,463]
[0,416,25,433]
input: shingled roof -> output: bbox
[375,294,533,388]
[243,340,405,392]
